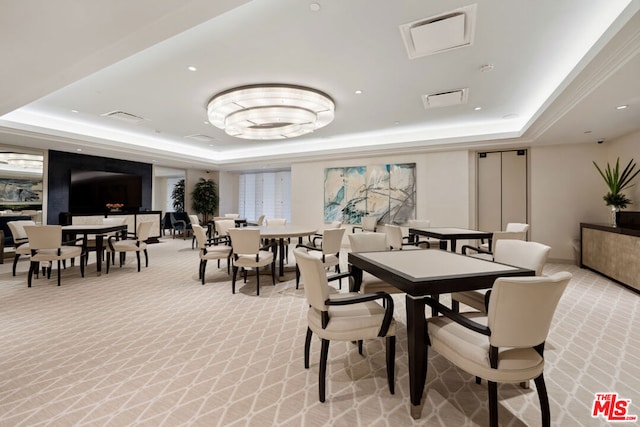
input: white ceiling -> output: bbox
[0,0,639,172]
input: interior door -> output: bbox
[477,150,527,232]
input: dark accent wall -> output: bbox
[47,150,152,224]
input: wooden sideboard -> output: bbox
[60,211,163,242]
[580,222,640,293]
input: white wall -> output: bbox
[291,151,472,231]
[218,170,238,217]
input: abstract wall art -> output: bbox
[324,163,415,225]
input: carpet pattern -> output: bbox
[0,237,638,426]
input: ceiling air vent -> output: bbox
[422,88,469,109]
[400,4,477,59]
[101,111,145,124]
[185,134,215,142]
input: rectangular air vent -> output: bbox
[185,134,215,142]
[422,88,469,109]
[400,4,476,59]
[101,111,144,124]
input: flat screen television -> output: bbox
[69,170,142,213]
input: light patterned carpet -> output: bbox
[0,237,638,426]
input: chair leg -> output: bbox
[304,327,313,369]
[232,266,238,293]
[319,338,330,402]
[136,251,141,272]
[534,373,551,427]
[358,340,363,355]
[57,260,61,286]
[80,255,84,278]
[28,261,36,287]
[271,260,276,286]
[144,249,148,267]
[296,265,300,289]
[452,300,460,312]
[256,267,260,296]
[386,335,396,395]
[201,260,207,285]
[12,254,20,276]
[488,380,498,427]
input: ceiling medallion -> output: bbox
[207,84,335,140]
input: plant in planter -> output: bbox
[171,179,185,212]
[593,157,639,227]
[191,178,218,224]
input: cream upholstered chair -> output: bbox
[347,232,402,295]
[213,219,235,242]
[426,271,572,427]
[311,220,342,246]
[384,224,427,250]
[294,247,396,403]
[105,221,153,273]
[463,223,530,256]
[452,239,551,313]
[7,220,35,276]
[295,227,346,289]
[192,224,232,283]
[265,218,286,226]
[247,214,265,226]
[227,228,275,295]
[189,214,200,249]
[24,225,85,287]
[352,215,377,233]
[405,219,444,248]
[224,213,240,219]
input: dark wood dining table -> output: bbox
[408,227,493,252]
[348,249,534,418]
[62,224,128,275]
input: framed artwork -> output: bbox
[0,178,43,203]
[323,163,415,224]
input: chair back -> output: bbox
[294,247,330,311]
[25,225,62,250]
[192,224,207,248]
[487,271,571,348]
[505,223,530,233]
[348,232,389,252]
[266,218,286,226]
[384,224,404,250]
[256,214,266,225]
[224,213,240,219]
[136,221,154,242]
[493,240,550,276]
[8,220,36,244]
[329,220,342,228]
[188,215,200,225]
[406,219,430,228]
[215,219,235,237]
[360,216,378,231]
[228,228,261,255]
[491,230,527,245]
[321,228,345,254]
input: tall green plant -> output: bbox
[593,158,640,209]
[191,178,218,223]
[171,179,185,212]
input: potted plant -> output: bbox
[171,179,185,212]
[593,157,639,227]
[191,178,218,224]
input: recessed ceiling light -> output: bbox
[71,109,79,113]
[584,130,592,134]
[310,3,321,12]
[355,90,363,94]
[479,64,494,72]
[394,121,400,125]
[616,105,628,110]
[76,148,82,152]
[187,66,197,71]
[474,106,482,111]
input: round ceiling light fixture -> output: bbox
[207,84,335,140]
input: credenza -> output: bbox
[59,211,163,243]
[580,221,640,294]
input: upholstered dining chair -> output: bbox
[347,232,402,295]
[7,220,35,276]
[24,225,85,287]
[213,219,235,243]
[310,220,342,247]
[227,228,275,295]
[352,215,378,233]
[294,247,396,403]
[105,221,153,273]
[384,224,427,250]
[189,214,200,249]
[224,213,240,219]
[463,222,530,256]
[452,239,551,313]
[295,227,346,289]
[426,271,572,427]
[192,224,232,283]
[265,218,286,226]
[405,219,444,248]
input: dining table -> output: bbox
[408,227,493,252]
[347,249,534,418]
[62,223,128,275]
[244,224,317,277]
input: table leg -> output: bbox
[450,239,457,253]
[406,294,428,415]
[95,235,104,274]
[278,238,285,276]
[349,265,363,292]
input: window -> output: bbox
[239,171,291,222]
